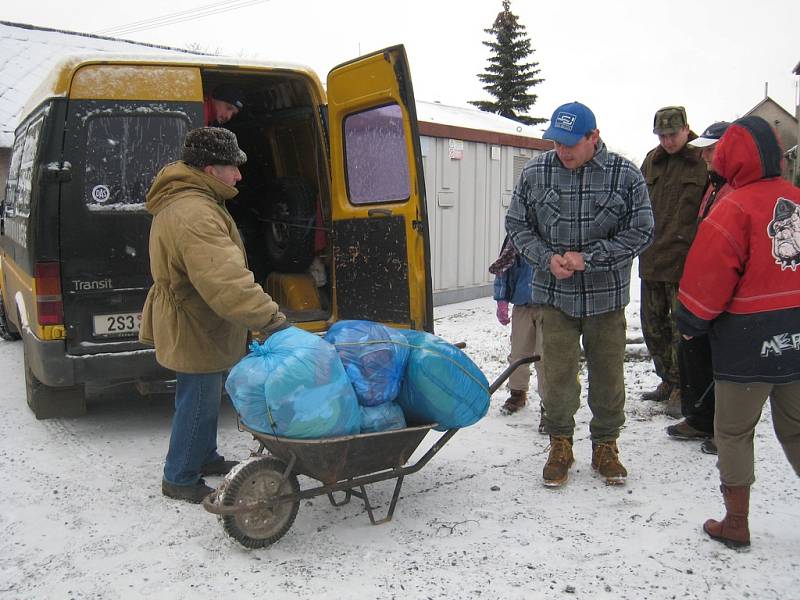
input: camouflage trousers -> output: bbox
[640,280,680,385]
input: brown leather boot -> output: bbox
[703,484,751,548]
[641,381,673,402]
[591,440,627,485]
[501,389,527,415]
[543,436,574,487]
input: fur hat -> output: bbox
[181,127,247,168]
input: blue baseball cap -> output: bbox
[542,101,597,146]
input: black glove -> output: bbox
[252,319,291,343]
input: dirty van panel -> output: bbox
[326,45,433,332]
[59,99,201,355]
[332,216,410,322]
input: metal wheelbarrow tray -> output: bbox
[203,355,536,548]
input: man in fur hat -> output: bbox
[140,127,287,503]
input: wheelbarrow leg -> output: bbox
[327,489,353,506]
[351,474,405,525]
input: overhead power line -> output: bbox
[94,0,270,36]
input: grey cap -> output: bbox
[181,127,247,167]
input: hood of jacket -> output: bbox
[711,116,783,189]
[146,160,239,215]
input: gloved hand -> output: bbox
[252,318,291,343]
[496,301,510,326]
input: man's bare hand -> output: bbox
[563,251,586,271]
[549,254,574,279]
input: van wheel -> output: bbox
[24,352,86,419]
[0,293,21,341]
[263,178,316,273]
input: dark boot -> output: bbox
[162,478,215,504]
[201,456,238,476]
[501,390,527,415]
[700,438,718,455]
[641,381,673,402]
[703,484,751,548]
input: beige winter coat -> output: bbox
[139,161,284,373]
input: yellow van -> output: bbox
[0,46,432,418]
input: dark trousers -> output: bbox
[677,335,715,433]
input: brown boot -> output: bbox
[703,484,751,548]
[543,436,574,487]
[501,390,527,415]
[592,440,627,485]
[641,381,673,402]
[665,387,683,419]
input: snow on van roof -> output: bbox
[0,20,202,146]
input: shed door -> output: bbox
[326,45,432,332]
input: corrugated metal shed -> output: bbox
[416,101,551,305]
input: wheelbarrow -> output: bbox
[203,354,539,548]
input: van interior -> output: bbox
[204,71,331,324]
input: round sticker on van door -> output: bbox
[92,185,110,203]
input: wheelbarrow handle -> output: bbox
[488,355,540,395]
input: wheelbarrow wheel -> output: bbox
[219,457,300,548]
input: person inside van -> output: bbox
[140,127,288,503]
[204,84,245,126]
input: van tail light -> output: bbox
[34,262,64,326]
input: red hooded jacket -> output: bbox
[676,116,800,383]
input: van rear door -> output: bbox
[326,45,433,332]
[59,63,204,355]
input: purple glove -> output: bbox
[496,301,510,326]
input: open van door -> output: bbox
[326,45,433,332]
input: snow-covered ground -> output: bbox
[1,293,798,600]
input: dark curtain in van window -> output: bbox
[83,115,188,211]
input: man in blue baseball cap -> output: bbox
[506,101,654,488]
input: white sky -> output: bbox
[4,0,799,163]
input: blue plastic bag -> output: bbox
[225,327,360,439]
[324,320,410,407]
[396,330,490,431]
[360,402,407,433]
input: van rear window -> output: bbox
[84,115,188,211]
[344,103,410,205]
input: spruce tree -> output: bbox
[469,0,545,126]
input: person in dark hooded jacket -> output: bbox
[676,116,800,548]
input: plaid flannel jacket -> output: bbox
[505,141,654,317]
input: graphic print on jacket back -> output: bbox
[768,197,800,271]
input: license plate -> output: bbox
[93,312,142,336]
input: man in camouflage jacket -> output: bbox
[638,106,709,413]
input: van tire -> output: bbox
[263,178,316,273]
[24,352,86,419]
[0,293,21,341]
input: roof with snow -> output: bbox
[0,20,194,146]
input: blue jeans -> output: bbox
[163,372,225,486]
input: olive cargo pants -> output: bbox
[540,306,627,442]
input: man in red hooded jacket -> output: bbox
[676,116,800,548]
